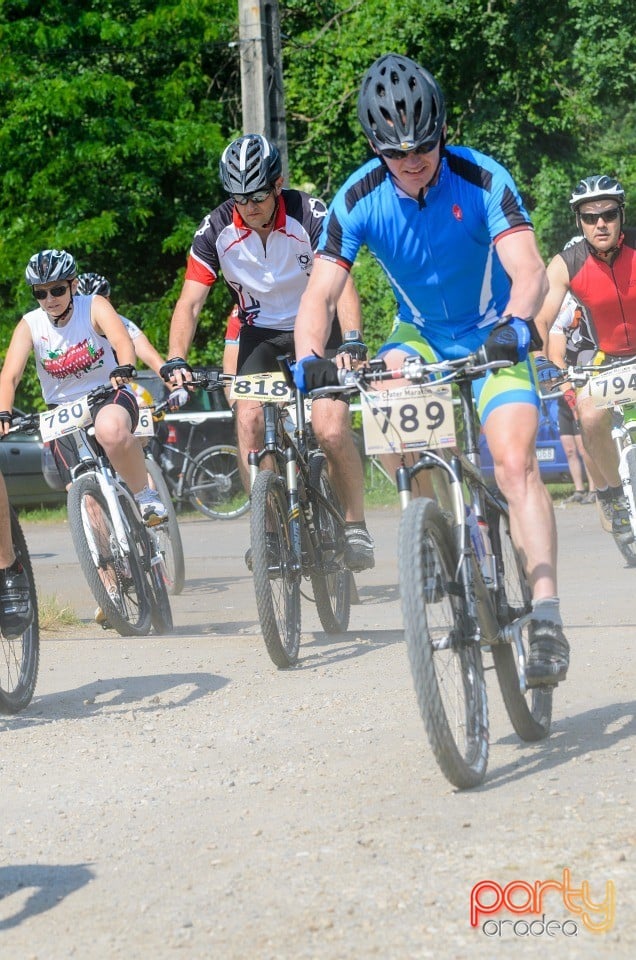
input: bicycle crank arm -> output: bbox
[501,611,534,693]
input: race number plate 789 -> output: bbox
[360,384,455,455]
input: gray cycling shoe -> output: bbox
[526,620,570,687]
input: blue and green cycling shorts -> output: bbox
[376,321,540,424]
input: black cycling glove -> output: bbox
[292,357,340,394]
[109,364,137,381]
[159,357,193,382]
[480,317,542,366]
[336,331,368,362]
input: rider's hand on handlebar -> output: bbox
[478,316,542,369]
[109,364,137,388]
[0,410,13,436]
[167,386,191,410]
[335,331,368,367]
[160,356,193,389]
[292,356,339,394]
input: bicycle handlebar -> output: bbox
[307,353,513,397]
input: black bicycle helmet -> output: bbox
[219,134,282,194]
[77,272,111,296]
[569,175,625,210]
[357,54,446,153]
[25,249,77,285]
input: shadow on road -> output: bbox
[476,699,636,791]
[0,863,93,930]
[293,629,405,670]
[6,672,229,727]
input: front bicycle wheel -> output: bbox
[488,505,552,741]
[0,508,40,714]
[145,456,185,594]
[398,498,489,789]
[67,475,151,637]
[188,445,250,520]
[308,453,350,633]
[250,469,301,667]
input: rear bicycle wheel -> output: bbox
[308,453,350,633]
[250,470,301,667]
[145,456,185,594]
[0,508,40,714]
[188,445,250,520]
[488,504,552,740]
[398,498,489,789]
[123,501,174,636]
[67,475,151,637]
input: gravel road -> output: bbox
[1,503,634,958]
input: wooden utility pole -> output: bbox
[237,0,289,183]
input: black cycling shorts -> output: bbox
[236,321,342,375]
[557,396,579,436]
[47,388,139,488]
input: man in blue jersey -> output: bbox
[293,53,569,687]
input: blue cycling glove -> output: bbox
[292,356,339,394]
[481,317,542,366]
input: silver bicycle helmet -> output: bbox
[77,272,111,296]
[25,249,77,285]
[569,175,625,210]
[219,134,282,194]
[357,54,446,153]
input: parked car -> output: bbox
[135,369,237,455]
[0,408,67,508]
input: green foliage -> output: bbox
[1,0,635,410]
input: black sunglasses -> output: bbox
[380,141,439,161]
[32,283,70,300]
[579,207,621,225]
[232,188,273,206]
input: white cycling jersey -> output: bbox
[23,294,118,405]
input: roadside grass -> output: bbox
[17,504,68,523]
[39,593,82,631]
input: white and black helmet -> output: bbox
[77,272,111,296]
[357,54,446,154]
[569,175,625,211]
[219,134,282,194]
[25,248,77,285]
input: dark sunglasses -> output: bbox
[32,283,70,300]
[579,207,620,225]
[381,141,439,161]
[232,188,273,206]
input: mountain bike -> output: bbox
[237,369,351,668]
[36,386,173,637]
[320,354,554,789]
[565,354,636,565]
[148,414,248,522]
[0,424,40,712]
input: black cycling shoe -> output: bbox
[245,533,280,574]
[0,559,34,640]
[526,620,570,687]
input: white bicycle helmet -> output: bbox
[25,249,77,285]
[77,272,111,296]
[569,175,625,210]
[219,134,282,194]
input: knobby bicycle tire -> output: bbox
[250,469,301,667]
[398,498,489,789]
[613,446,636,566]
[145,456,186,594]
[121,498,174,636]
[308,453,350,633]
[0,508,40,714]
[67,475,152,637]
[187,444,250,520]
[488,504,552,741]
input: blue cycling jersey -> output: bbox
[317,146,533,358]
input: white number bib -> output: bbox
[589,364,636,409]
[360,384,455,455]
[133,407,155,438]
[39,397,93,442]
[229,372,294,403]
